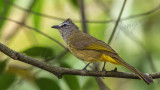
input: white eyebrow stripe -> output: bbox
[60,23,70,27]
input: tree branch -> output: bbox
[0,42,160,80]
[78,0,88,33]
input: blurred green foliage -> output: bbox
[0,73,15,90]
[22,46,55,61]
[0,0,14,32]
[69,0,79,8]
[32,0,43,30]
[60,63,80,90]
[36,78,61,90]
[0,59,7,74]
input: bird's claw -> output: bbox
[82,68,88,72]
[102,68,106,72]
[111,67,117,72]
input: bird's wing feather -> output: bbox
[69,32,116,53]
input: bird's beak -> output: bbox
[51,25,60,29]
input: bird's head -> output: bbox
[51,18,78,33]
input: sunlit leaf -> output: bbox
[69,0,78,8]
[22,46,55,60]
[0,0,14,31]
[0,59,8,74]
[32,0,43,30]
[89,23,106,40]
[0,73,15,90]
[36,78,60,90]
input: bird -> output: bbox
[51,18,153,85]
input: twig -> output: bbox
[0,16,66,48]
[108,0,127,44]
[123,5,160,21]
[6,0,66,21]
[78,0,88,33]
[7,0,160,23]
[0,42,160,79]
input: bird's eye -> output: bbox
[62,23,67,27]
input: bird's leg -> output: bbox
[102,62,106,71]
[82,63,90,71]
[111,67,117,72]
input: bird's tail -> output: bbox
[102,54,153,85]
[115,57,153,85]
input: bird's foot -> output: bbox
[82,63,90,72]
[102,68,106,72]
[101,68,107,79]
[82,67,88,72]
[102,62,106,72]
[111,67,117,72]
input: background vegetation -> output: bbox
[0,0,160,90]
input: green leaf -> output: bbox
[63,75,80,90]
[60,63,80,90]
[32,0,43,30]
[0,73,15,90]
[36,78,60,90]
[60,63,71,68]
[22,46,54,60]
[89,23,106,40]
[69,0,78,8]
[0,59,8,74]
[0,0,14,31]
[0,0,4,13]
[82,78,99,90]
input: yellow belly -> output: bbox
[69,46,120,64]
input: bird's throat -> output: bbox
[61,29,80,44]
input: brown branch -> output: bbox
[0,16,66,49]
[0,43,160,80]
[78,0,88,33]
[7,0,160,23]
